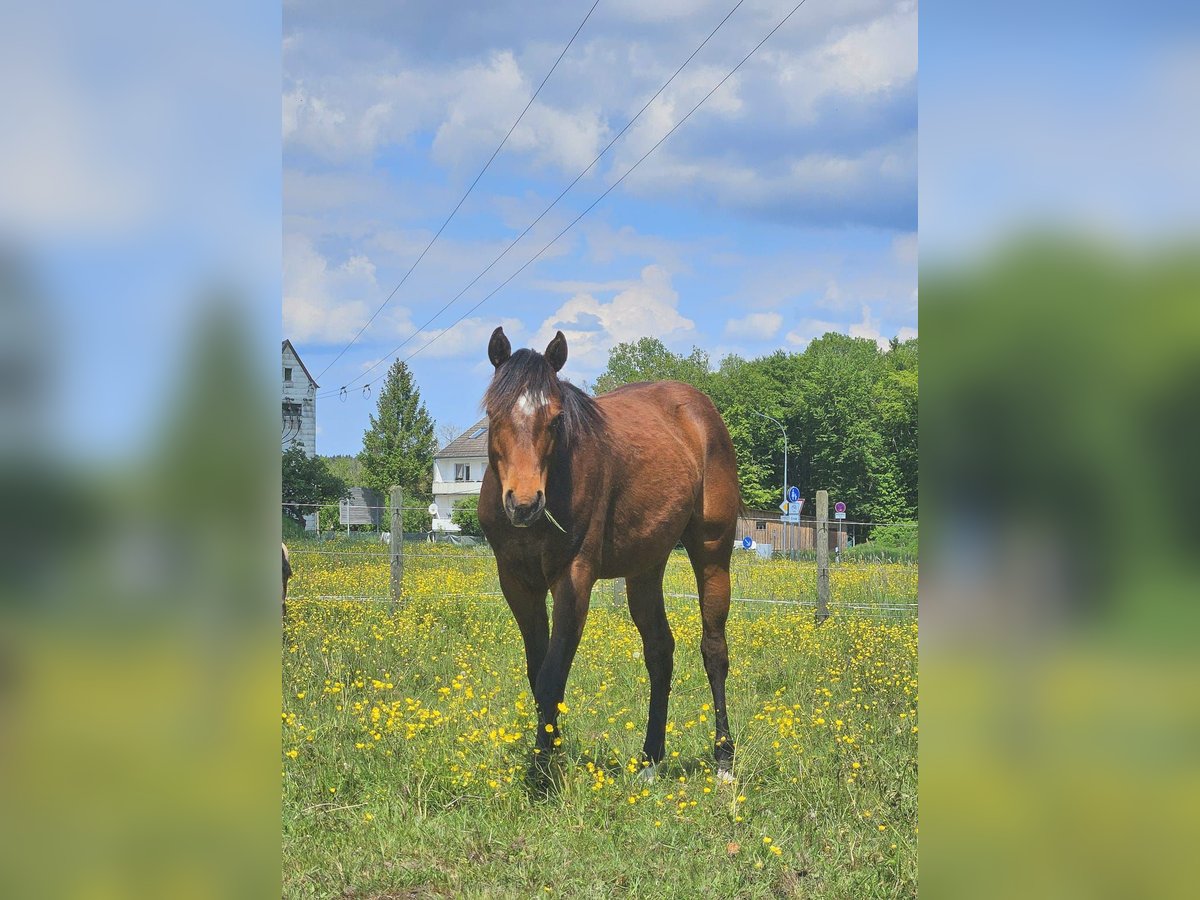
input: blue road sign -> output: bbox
[742,536,754,550]
[787,485,800,503]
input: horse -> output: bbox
[478,327,740,781]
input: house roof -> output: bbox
[281,339,319,388]
[437,416,490,458]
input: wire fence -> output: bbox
[283,504,918,621]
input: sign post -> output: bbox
[832,502,846,568]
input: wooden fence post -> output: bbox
[815,490,830,624]
[390,486,403,614]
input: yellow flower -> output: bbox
[544,724,554,733]
[557,702,569,714]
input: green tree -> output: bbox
[707,352,798,510]
[320,454,364,485]
[451,496,482,537]
[359,360,437,501]
[282,446,347,525]
[593,337,711,395]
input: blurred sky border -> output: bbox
[0,0,282,464]
[921,0,1200,259]
[282,0,918,455]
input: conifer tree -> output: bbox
[358,361,436,511]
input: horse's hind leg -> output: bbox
[684,535,735,775]
[627,564,674,775]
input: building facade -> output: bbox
[282,339,318,530]
[430,417,490,532]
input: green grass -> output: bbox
[283,551,917,898]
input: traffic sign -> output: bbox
[783,514,800,524]
[787,485,801,503]
[834,500,846,521]
[742,536,754,550]
[787,501,802,515]
[778,500,789,514]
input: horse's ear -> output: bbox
[544,330,567,372]
[488,326,511,368]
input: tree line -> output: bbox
[283,332,917,535]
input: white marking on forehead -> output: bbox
[514,391,547,419]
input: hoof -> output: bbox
[636,763,658,784]
[716,768,736,785]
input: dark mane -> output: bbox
[483,348,604,446]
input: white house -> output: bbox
[431,417,489,532]
[282,339,318,530]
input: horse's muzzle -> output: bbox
[505,490,545,527]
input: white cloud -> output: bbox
[847,303,888,349]
[809,4,917,102]
[283,234,413,344]
[723,311,783,341]
[405,316,524,360]
[784,304,916,351]
[784,317,845,349]
[620,134,916,229]
[892,232,918,265]
[533,265,695,372]
[431,51,609,174]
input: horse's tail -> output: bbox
[737,495,750,523]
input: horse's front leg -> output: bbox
[497,566,549,697]
[534,562,595,754]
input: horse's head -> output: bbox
[483,327,569,527]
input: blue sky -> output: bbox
[283,0,919,455]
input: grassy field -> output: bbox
[283,546,917,898]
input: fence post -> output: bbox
[612,577,627,610]
[815,490,830,624]
[390,486,403,614]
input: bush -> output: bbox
[282,515,306,541]
[451,496,482,536]
[843,523,918,562]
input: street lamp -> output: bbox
[753,410,788,506]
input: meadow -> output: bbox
[283,543,917,898]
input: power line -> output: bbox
[312,0,603,383]
[324,0,815,398]
[321,0,749,398]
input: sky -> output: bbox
[283,0,919,455]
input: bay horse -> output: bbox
[478,327,740,780]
